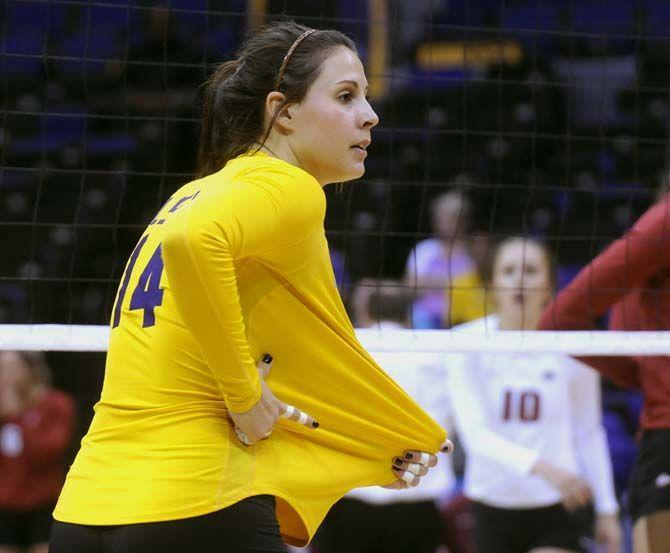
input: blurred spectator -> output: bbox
[445,231,494,328]
[0,352,75,553]
[316,280,463,553]
[405,189,476,329]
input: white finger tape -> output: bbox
[420,452,429,466]
[282,405,296,419]
[408,462,422,476]
[298,411,308,425]
[401,470,415,485]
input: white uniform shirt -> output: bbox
[447,316,618,513]
[348,323,456,505]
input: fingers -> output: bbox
[257,353,319,430]
[562,481,592,512]
[393,457,429,477]
[234,426,252,446]
[280,404,320,429]
[234,426,272,446]
[388,449,437,490]
[257,353,273,379]
[403,450,438,467]
[382,479,408,490]
[392,467,420,487]
[441,440,454,454]
[572,480,592,506]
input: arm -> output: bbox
[21,392,75,469]
[162,168,322,413]
[569,359,619,515]
[577,297,641,389]
[447,354,540,476]
[539,198,670,330]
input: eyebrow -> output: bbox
[334,79,369,92]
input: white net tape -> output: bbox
[2,325,670,355]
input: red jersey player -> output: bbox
[539,195,670,553]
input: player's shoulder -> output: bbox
[412,238,442,255]
[237,152,319,187]
[212,153,325,213]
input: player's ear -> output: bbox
[265,91,295,135]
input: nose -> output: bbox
[361,99,379,129]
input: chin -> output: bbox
[350,162,366,179]
[333,167,364,184]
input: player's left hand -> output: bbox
[384,441,454,489]
[594,513,623,553]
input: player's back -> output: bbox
[55,174,233,522]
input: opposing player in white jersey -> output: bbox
[448,238,622,553]
[317,281,458,553]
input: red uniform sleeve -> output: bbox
[539,197,670,330]
[20,391,75,469]
[576,297,641,389]
[538,199,670,388]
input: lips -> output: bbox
[351,139,371,151]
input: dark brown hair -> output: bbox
[197,21,356,178]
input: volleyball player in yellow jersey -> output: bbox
[49,22,450,553]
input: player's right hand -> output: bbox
[228,356,318,445]
[532,459,592,511]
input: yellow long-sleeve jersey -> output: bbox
[53,152,446,546]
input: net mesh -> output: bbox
[2,0,670,352]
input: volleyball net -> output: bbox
[3,0,670,356]
[1,324,670,355]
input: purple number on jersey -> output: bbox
[168,190,200,212]
[112,235,149,328]
[112,237,165,329]
[129,244,164,327]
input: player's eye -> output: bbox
[338,91,353,103]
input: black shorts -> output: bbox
[48,495,286,553]
[629,429,670,522]
[315,497,444,553]
[0,503,55,548]
[472,501,586,553]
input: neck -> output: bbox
[497,309,542,331]
[440,236,463,248]
[257,135,325,185]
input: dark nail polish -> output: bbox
[394,458,403,467]
[312,421,319,429]
[405,453,413,460]
[262,353,273,364]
